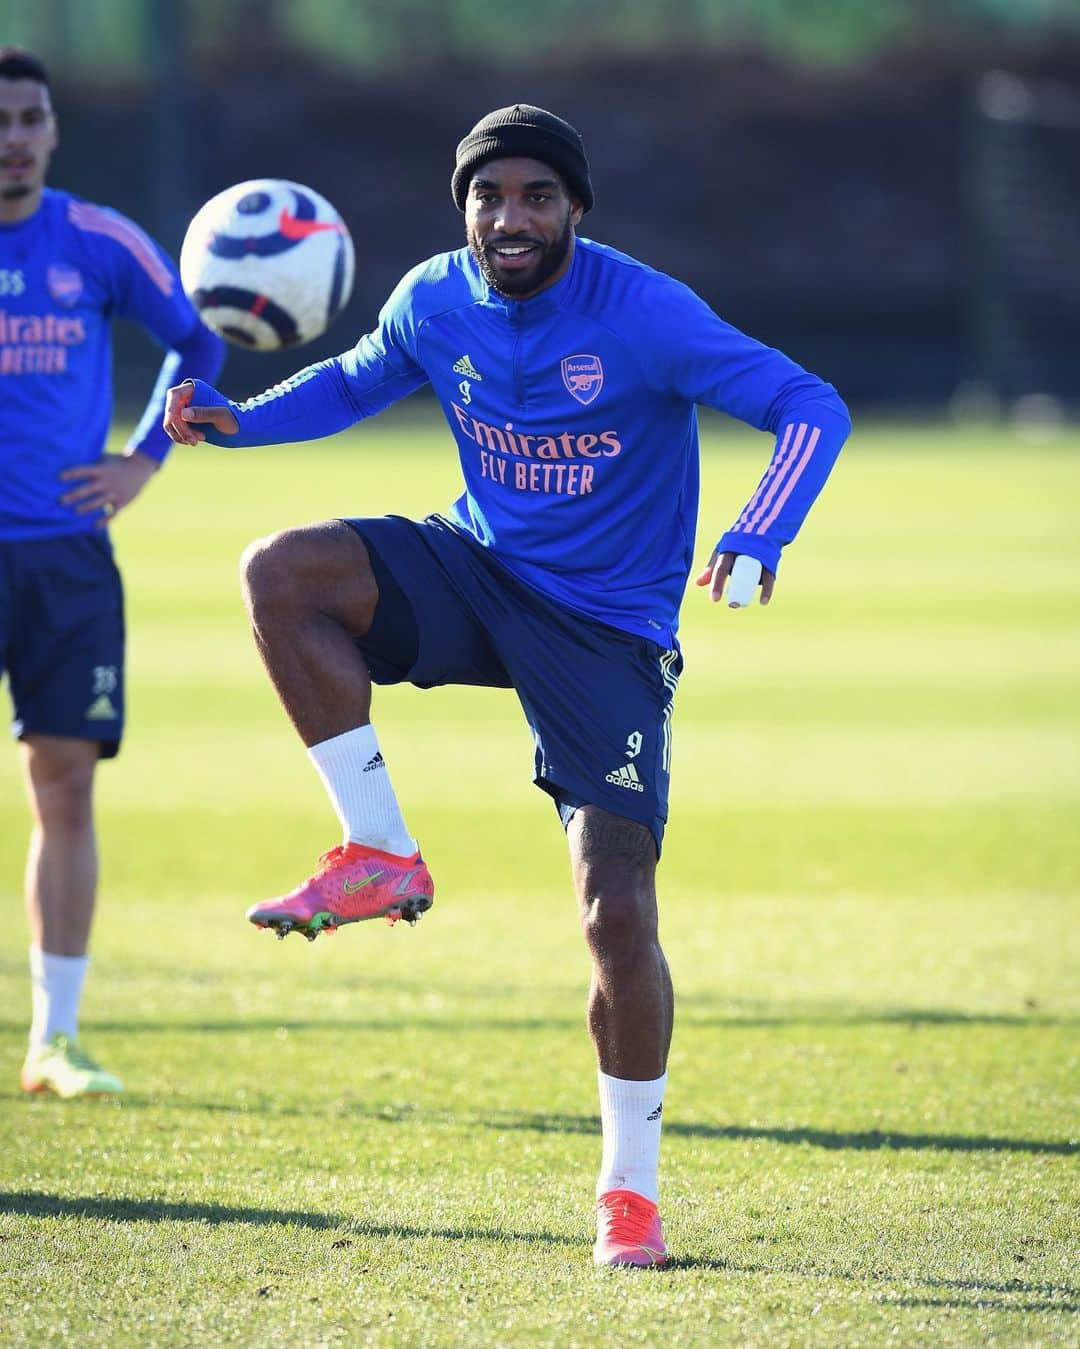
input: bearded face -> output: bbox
[465,156,582,300]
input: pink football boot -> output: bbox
[593,1189,669,1268]
[246,842,434,941]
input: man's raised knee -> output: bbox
[240,530,291,610]
[240,521,378,631]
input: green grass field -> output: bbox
[0,417,1077,1346]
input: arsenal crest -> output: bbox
[561,354,603,406]
[47,264,84,307]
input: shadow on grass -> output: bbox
[677,1005,1076,1030]
[345,1106,1076,1157]
[493,1114,1079,1157]
[672,1257,1077,1307]
[84,1094,1075,1158]
[880,1296,1076,1315]
[1,1003,1073,1038]
[0,1191,578,1247]
[1,1017,583,1035]
[924,1277,1077,1298]
[4,1193,1075,1310]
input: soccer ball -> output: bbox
[179,179,355,350]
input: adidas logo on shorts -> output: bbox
[605,762,645,793]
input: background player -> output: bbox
[0,48,225,1098]
[163,104,849,1265]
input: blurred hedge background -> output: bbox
[7,0,1080,412]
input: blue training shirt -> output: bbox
[193,238,849,645]
[0,187,225,541]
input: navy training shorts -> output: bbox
[0,533,126,758]
[344,514,683,852]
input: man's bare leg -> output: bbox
[569,805,672,1263]
[240,520,428,935]
[240,520,379,746]
[19,736,123,1095]
[569,807,673,1080]
[22,735,98,957]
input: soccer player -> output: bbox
[0,49,225,1098]
[163,104,849,1265]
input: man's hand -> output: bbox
[163,379,239,445]
[694,549,776,607]
[59,450,159,527]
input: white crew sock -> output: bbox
[308,724,416,856]
[596,1069,667,1204]
[29,946,89,1048]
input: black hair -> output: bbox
[0,48,50,87]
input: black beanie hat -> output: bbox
[452,104,594,213]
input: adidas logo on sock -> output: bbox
[646,1103,663,1121]
[605,762,644,793]
[362,752,385,773]
[452,353,482,380]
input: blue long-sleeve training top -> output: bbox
[192,237,849,645]
[0,187,225,540]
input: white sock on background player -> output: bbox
[29,947,88,1048]
[308,724,416,857]
[596,1069,667,1204]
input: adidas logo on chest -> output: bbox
[452,353,482,380]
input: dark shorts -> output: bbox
[344,514,683,852]
[0,533,125,758]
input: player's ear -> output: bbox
[569,197,584,227]
[41,88,59,153]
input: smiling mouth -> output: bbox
[488,242,540,264]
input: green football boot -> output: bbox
[21,1033,123,1098]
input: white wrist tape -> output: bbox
[726,554,762,608]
